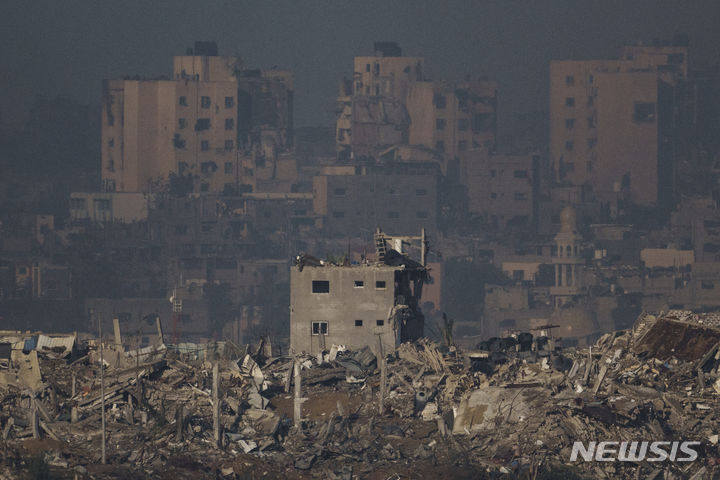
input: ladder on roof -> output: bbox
[374,229,387,263]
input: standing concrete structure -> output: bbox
[290,244,427,355]
[101,41,293,194]
[549,43,689,211]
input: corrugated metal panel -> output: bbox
[36,334,75,353]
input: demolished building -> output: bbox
[290,229,427,355]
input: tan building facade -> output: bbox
[459,148,538,229]
[549,44,687,208]
[336,42,496,165]
[102,42,293,194]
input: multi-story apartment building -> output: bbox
[101,42,293,194]
[459,148,539,229]
[312,163,440,239]
[336,42,496,166]
[406,79,497,160]
[549,43,689,210]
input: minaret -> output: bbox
[550,206,583,306]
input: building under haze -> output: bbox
[549,43,690,213]
[335,42,496,168]
[101,41,293,194]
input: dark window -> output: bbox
[355,320,363,326]
[415,188,427,196]
[225,118,234,130]
[225,96,234,108]
[332,211,345,218]
[587,138,597,149]
[435,140,444,152]
[436,118,446,130]
[634,102,656,123]
[565,75,574,85]
[565,118,575,129]
[201,96,211,108]
[365,64,370,72]
[388,211,399,219]
[565,140,574,151]
[311,322,328,335]
[458,140,467,151]
[513,170,528,178]
[334,188,346,196]
[587,96,594,106]
[312,280,330,293]
[200,183,209,192]
[354,281,364,288]
[514,192,528,201]
[375,281,386,289]
[490,192,497,199]
[178,118,187,129]
[224,140,233,151]
[433,94,446,109]
[667,53,684,64]
[179,96,187,106]
[224,162,233,173]
[376,319,384,326]
[201,140,210,151]
[565,97,575,107]
[458,118,469,131]
[587,116,595,128]
[417,211,429,218]
[195,118,211,131]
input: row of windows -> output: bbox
[311,319,385,335]
[565,117,596,129]
[179,96,235,108]
[435,118,471,131]
[331,211,429,219]
[564,74,594,86]
[311,279,386,293]
[198,140,234,152]
[565,138,598,151]
[564,96,594,107]
[489,192,529,201]
[333,187,428,197]
[178,118,234,131]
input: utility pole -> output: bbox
[99,313,106,464]
[376,334,386,414]
[212,362,220,447]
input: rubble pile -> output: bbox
[1,312,720,478]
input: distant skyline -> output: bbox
[2,0,719,131]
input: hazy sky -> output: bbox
[2,0,719,129]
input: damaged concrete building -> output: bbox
[290,230,427,355]
[335,42,497,168]
[101,41,293,194]
[550,42,691,213]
